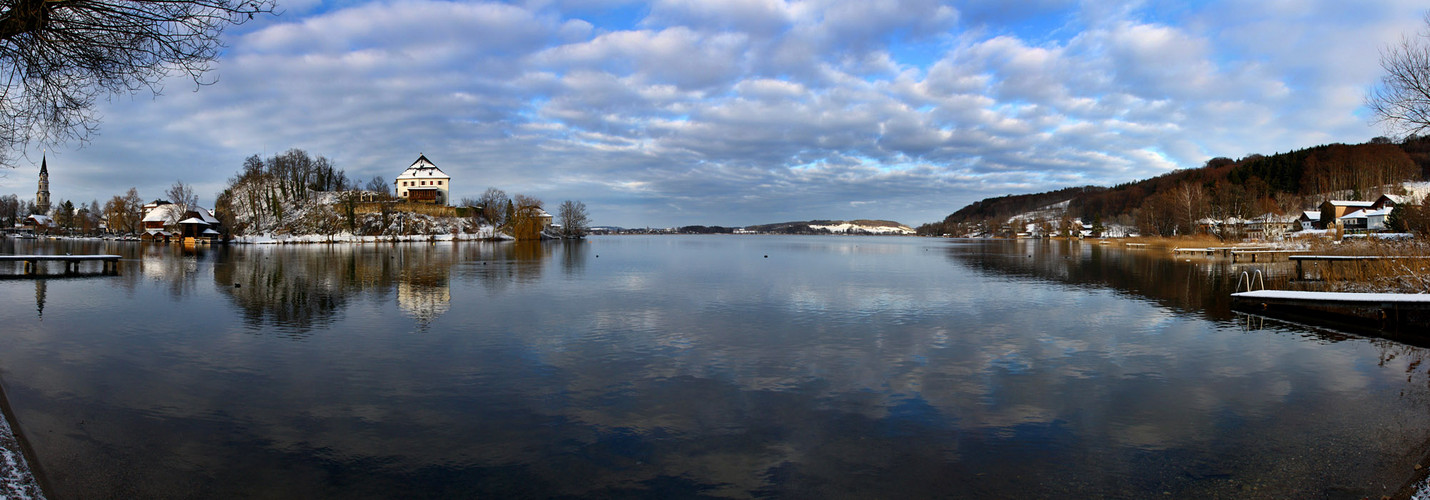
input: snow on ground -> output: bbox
[0,408,43,499]
[1401,181,1430,202]
[235,225,510,244]
[807,223,914,235]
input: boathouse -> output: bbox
[141,202,223,241]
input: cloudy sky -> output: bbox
[1,0,1425,227]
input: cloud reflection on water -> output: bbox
[0,237,1427,498]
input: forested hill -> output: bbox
[923,137,1430,236]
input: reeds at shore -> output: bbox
[1298,239,1430,293]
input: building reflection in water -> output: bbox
[396,246,454,329]
[34,279,44,320]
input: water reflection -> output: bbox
[33,279,44,320]
[943,239,1295,322]
[0,236,1428,499]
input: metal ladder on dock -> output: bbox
[1235,269,1266,293]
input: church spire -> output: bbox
[36,154,51,215]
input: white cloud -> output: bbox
[11,0,1423,228]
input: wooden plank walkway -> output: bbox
[1229,249,1305,263]
[1288,255,1430,280]
[0,254,122,274]
[1173,246,1275,257]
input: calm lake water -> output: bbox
[2,235,1429,498]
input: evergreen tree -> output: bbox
[1387,204,1409,232]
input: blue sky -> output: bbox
[1,0,1425,228]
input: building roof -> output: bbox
[142,204,181,223]
[1301,211,1320,220]
[1341,207,1394,220]
[25,214,51,225]
[396,154,450,180]
[142,204,219,224]
[1324,200,1375,208]
[193,207,220,225]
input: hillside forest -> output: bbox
[920,136,1430,238]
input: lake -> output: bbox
[1,235,1428,498]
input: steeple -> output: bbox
[35,155,51,215]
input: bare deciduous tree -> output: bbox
[476,187,508,226]
[1368,13,1430,137]
[0,0,275,167]
[166,180,198,224]
[104,187,143,234]
[557,200,589,238]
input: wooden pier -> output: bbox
[0,254,122,275]
[1172,246,1275,257]
[1288,255,1430,280]
[1229,249,1305,263]
[1232,289,1430,326]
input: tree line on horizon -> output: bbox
[920,137,1430,238]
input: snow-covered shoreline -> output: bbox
[0,407,43,499]
[232,226,513,244]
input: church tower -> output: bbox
[36,155,50,215]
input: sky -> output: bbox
[0,0,1426,228]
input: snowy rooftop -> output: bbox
[396,154,450,180]
[1325,200,1375,207]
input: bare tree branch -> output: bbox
[1369,12,1430,138]
[0,0,275,167]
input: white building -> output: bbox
[395,154,451,205]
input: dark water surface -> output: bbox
[1,236,1429,498]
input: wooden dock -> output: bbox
[0,254,122,275]
[1232,289,1430,326]
[1229,249,1305,263]
[1172,246,1275,257]
[1288,255,1430,280]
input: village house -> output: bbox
[1318,200,1375,228]
[395,154,451,205]
[140,201,222,242]
[1245,213,1298,240]
[1373,194,1408,210]
[1339,207,1394,233]
[1298,211,1322,230]
[23,214,53,235]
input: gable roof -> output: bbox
[396,154,450,180]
